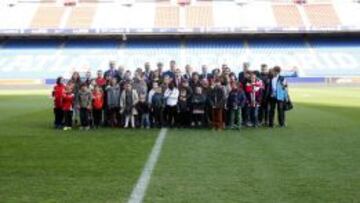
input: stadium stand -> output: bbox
[272,4,304,28]
[31,6,65,29]
[185,5,214,28]
[66,6,97,29]
[1,37,360,81]
[154,6,180,28]
[1,0,360,84]
[304,4,341,27]
[0,0,359,32]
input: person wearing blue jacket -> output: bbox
[269,66,288,128]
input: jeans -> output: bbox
[141,113,150,128]
[249,106,259,126]
[241,106,249,125]
[80,108,89,127]
[228,108,241,128]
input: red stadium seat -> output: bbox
[64,0,76,6]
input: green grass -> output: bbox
[0,95,159,202]
[0,87,360,202]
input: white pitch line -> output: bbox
[128,128,168,203]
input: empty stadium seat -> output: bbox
[1,38,360,78]
[304,4,340,27]
[0,4,38,29]
[66,6,97,29]
[186,6,213,28]
[272,4,304,28]
[154,6,180,28]
[31,6,65,29]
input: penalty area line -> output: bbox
[127,128,168,203]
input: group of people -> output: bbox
[52,60,292,131]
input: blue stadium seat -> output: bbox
[3,39,62,49]
[64,39,120,49]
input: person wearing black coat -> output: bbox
[191,86,207,128]
[258,64,271,126]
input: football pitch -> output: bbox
[0,87,359,203]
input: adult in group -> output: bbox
[238,62,250,87]
[95,70,106,88]
[200,65,212,81]
[258,64,271,126]
[68,71,81,125]
[156,62,164,77]
[104,61,120,82]
[84,71,92,87]
[163,60,176,81]
[144,62,152,87]
[190,72,201,91]
[174,68,182,88]
[269,66,288,128]
[183,64,193,80]
[144,62,151,80]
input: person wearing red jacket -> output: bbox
[245,72,263,127]
[95,70,107,88]
[62,85,75,130]
[92,85,104,128]
[52,77,65,129]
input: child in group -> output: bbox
[177,88,189,128]
[245,72,262,127]
[106,78,121,127]
[209,79,226,130]
[62,85,75,130]
[120,83,139,128]
[191,86,206,128]
[77,83,93,130]
[136,94,150,128]
[227,83,246,129]
[151,86,164,128]
[148,81,159,126]
[164,83,179,128]
[52,77,65,129]
[92,85,104,129]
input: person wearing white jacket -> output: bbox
[164,83,179,127]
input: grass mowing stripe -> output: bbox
[128,128,168,203]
